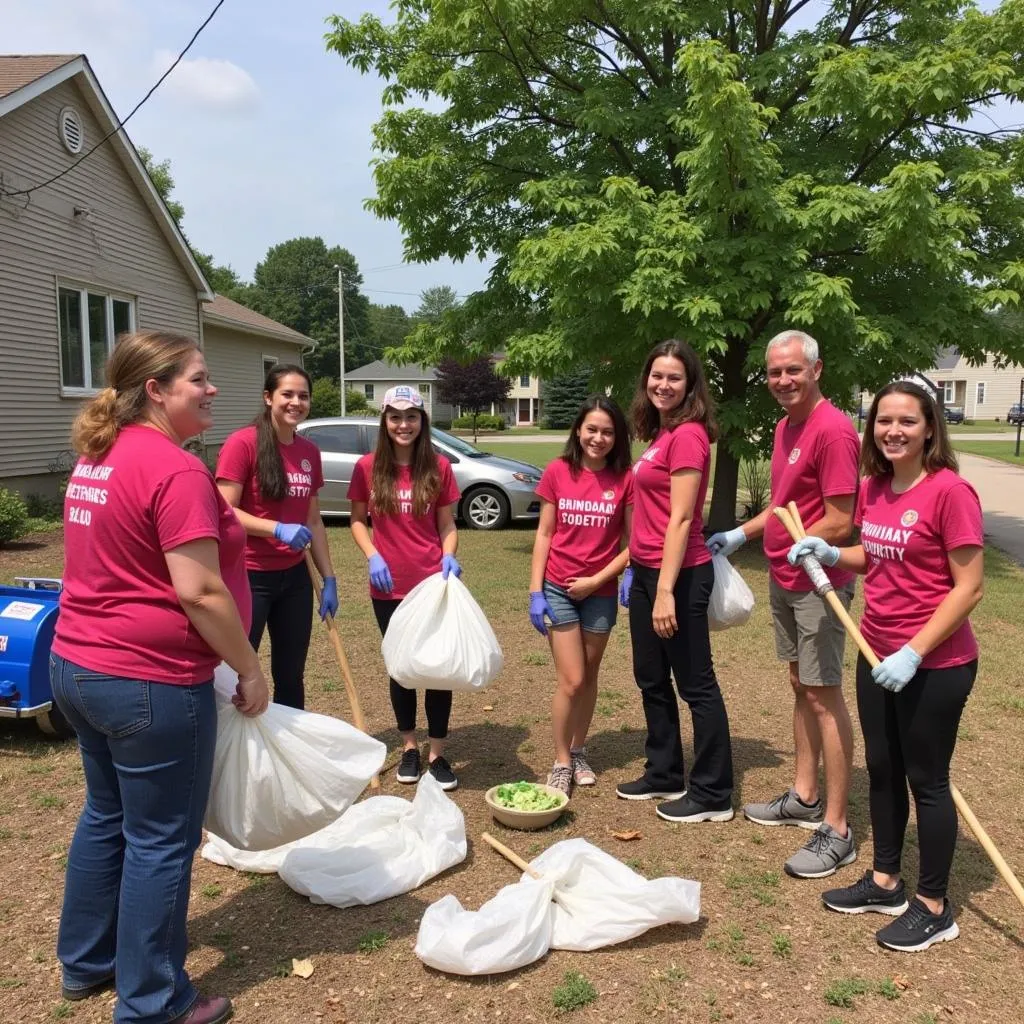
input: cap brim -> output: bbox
[385,400,418,410]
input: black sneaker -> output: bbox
[656,794,734,823]
[615,776,685,801]
[427,756,458,791]
[61,976,115,1001]
[822,869,909,916]
[876,897,959,952]
[396,748,421,784]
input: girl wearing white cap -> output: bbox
[348,385,463,789]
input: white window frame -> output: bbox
[262,355,278,378]
[363,383,375,400]
[420,382,431,397]
[942,381,954,404]
[976,381,986,406]
[519,373,531,388]
[57,281,136,397]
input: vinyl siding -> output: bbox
[930,354,1024,421]
[0,77,201,479]
[349,375,454,422]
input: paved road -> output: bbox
[957,453,1024,566]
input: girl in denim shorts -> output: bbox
[529,396,633,795]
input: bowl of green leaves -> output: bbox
[485,781,569,830]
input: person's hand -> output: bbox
[233,666,270,717]
[565,576,598,599]
[707,527,747,558]
[619,567,633,608]
[652,590,677,638]
[529,591,555,636]
[273,522,313,551]
[319,576,338,621]
[871,645,922,693]
[787,536,840,567]
[368,553,393,593]
[442,554,462,579]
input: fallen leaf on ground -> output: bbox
[482,705,494,711]
[292,958,315,979]
[610,829,643,841]
[892,973,911,990]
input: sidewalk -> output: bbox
[958,453,1024,566]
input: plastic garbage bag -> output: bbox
[381,573,503,691]
[201,774,467,907]
[708,553,755,631]
[204,664,386,851]
[415,837,701,975]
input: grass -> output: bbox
[552,970,598,1012]
[771,933,793,958]
[200,883,223,899]
[35,794,65,810]
[356,930,389,953]
[823,977,871,1008]
[952,439,1024,466]
[946,420,1016,433]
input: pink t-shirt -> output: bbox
[629,421,712,570]
[347,454,461,599]
[856,468,983,669]
[53,424,251,685]
[764,400,860,592]
[215,424,325,571]
[536,459,633,597]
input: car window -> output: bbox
[431,427,486,458]
[301,425,365,454]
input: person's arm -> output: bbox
[217,479,277,538]
[566,505,633,596]
[437,503,458,557]
[164,539,268,715]
[907,546,984,658]
[350,500,377,559]
[739,504,771,542]
[529,501,557,592]
[306,496,335,578]
[804,493,855,545]
[653,469,701,638]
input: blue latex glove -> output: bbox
[319,576,338,621]
[529,591,555,636]
[368,553,394,593]
[273,522,313,551]
[787,536,840,567]
[619,567,634,608]
[442,554,462,579]
[872,645,922,693]
[706,527,747,558]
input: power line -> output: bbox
[2,0,227,198]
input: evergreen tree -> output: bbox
[542,367,594,429]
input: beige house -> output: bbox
[926,348,1024,421]
[0,54,312,493]
[502,372,543,426]
[345,359,455,423]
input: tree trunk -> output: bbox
[707,337,749,532]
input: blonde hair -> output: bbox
[71,330,200,459]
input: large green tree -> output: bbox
[328,0,1024,526]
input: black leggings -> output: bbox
[248,561,313,710]
[629,561,734,806]
[856,654,976,899]
[372,598,452,739]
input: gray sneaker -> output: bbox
[784,823,857,879]
[743,788,823,830]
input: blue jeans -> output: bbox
[50,653,217,1023]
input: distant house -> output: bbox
[0,54,313,493]
[924,347,1024,421]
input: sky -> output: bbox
[3,0,491,312]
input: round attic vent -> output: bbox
[59,106,84,154]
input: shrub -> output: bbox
[740,459,771,517]
[311,378,340,418]
[0,488,29,545]
[453,413,505,430]
[345,388,369,413]
[25,493,64,521]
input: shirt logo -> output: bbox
[788,447,801,465]
[901,510,919,527]
[301,458,312,473]
[602,489,615,500]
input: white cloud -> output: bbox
[152,49,260,112]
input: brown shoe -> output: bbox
[170,996,233,1024]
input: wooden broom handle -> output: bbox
[481,831,542,878]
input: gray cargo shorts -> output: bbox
[768,577,855,686]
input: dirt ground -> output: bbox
[1,525,1022,1024]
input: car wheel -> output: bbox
[461,486,510,530]
[36,703,75,740]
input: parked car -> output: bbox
[943,405,965,424]
[297,418,543,530]
[1008,403,1024,425]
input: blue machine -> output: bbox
[0,578,72,737]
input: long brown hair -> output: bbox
[629,339,718,443]
[861,381,958,478]
[370,407,442,516]
[71,330,200,459]
[561,395,632,477]
[254,364,311,501]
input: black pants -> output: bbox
[629,561,734,806]
[372,598,452,739]
[248,561,313,710]
[856,654,976,899]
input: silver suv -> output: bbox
[297,417,543,530]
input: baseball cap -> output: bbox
[381,384,424,411]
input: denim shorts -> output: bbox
[542,580,618,634]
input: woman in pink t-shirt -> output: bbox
[347,385,462,791]
[789,381,983,953]
[216,364,337,710]
[617,340,735,825]
[528,396,633,795]
[50,331,268,1024]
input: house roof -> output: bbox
[346,359,437,381]
[933,347,960,371]
[0,54,212,300]
[202,294,314,347]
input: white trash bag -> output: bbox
[381,573,503,691]
[708,553,755,631]
[204,664,386,851]
[415,837,701,975]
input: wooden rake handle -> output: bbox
[481,831,542,879]
[774,505,1024,911]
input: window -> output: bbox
[58,285,135,393]
[262,356,278,377]
[420,382,431,397]
[942,381,954,404]
[363,384,374,400]
[976,381,986,405]
[300,424,365,455]
[519,373,531,387]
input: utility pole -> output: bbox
[335,264,346,416]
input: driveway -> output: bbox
[958,453,1024,565]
